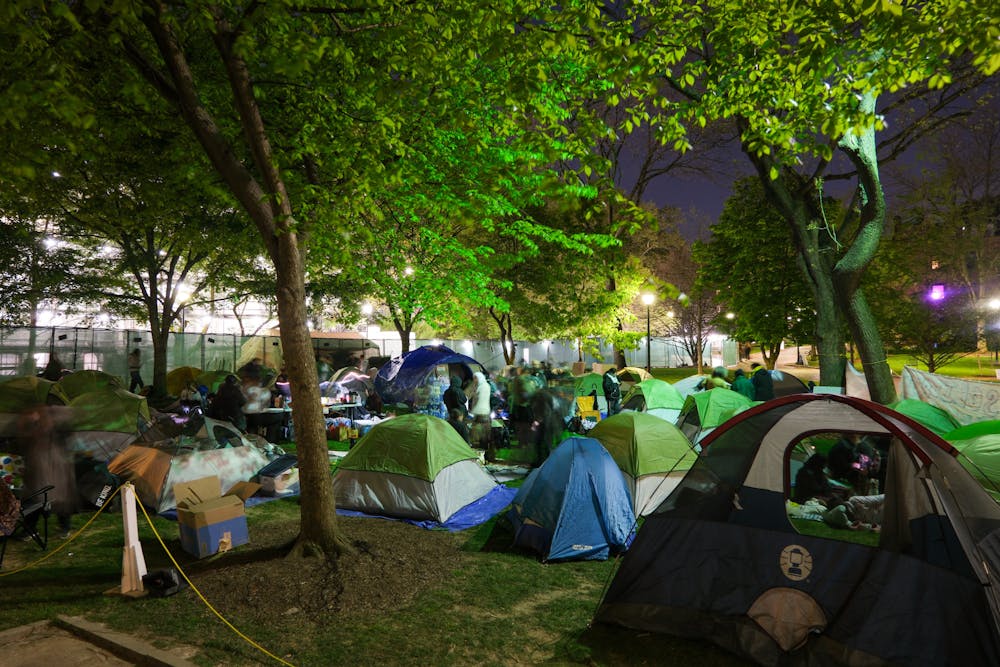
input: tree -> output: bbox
[599,0,1000,403]
[693,178,816,368]
[1,2,621,559]
[33,118,261,397]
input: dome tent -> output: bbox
[333,413,498,523]
[373,345,485,406]
[590,412,697,516]
[620,378,685,423]
[597,394,1000,666]
[508,436,635,562]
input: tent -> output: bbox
[373,345,485,406]
[321,366,372,399]
[948,434,1000,501]
[0,376,67,437]
[108,418,270,513]
[573,372,608,413]
[596,394,1000,666]
[56,370,125,399]
[769,369,810,397]
[889,398,961,437]
[508,436,635,561]
[196,370,232,394]
[590,412,697,516]
[672,374,707,398]
[616,366,652,391]
[333,413,498,522]
[64,386,150,461]
[166,366,202,396]
[675,389,755,446]
[944,420,1000,442]
[620,378,685,423]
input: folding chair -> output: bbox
[0,482,54,568]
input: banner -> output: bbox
[899,366,1000,426]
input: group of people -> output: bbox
[706,362,775,402]
[205,359,289,443]
[793,434,886,531]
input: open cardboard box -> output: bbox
[173,476,260,558]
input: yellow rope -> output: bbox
[134,496,296,667]
[2,484,295,667]
[0,484,123,577]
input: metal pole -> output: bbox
[646,306,652,373]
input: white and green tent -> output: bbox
[621,378,685,423]
[333,413,498,522]
[590,412,698,516]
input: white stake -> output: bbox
[120,482,147,594]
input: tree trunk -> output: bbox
[742,138,848,390]
[835,92,897,404]
[274,232,347,558]
[132,8,347,559]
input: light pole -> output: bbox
[642,293,655,372]
[360,302,373,363]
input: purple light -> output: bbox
[929,284,945,301]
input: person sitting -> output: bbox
[793,454,847,506]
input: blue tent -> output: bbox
[374,345,486,405]
[508,437,636,562]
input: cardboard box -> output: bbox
[179,516,249,559]
[173,476,254,558]
[260,468,298,496]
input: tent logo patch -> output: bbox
[779,544,813,581]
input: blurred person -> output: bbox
[469,371,492,449]
[17,404,77,539]
[127,348,144,392]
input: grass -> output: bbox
[0,494,749,667]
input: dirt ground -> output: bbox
[187,514,467,623]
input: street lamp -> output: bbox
[642,293,655,372]
[360,302,373,362]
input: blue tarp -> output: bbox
[508,437,636,561]
[336,483,516,531]
[373,345,486,405]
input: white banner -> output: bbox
[900,366,1000,426]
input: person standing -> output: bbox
[469,371,492,451]
[127,348,143,393]
[508,366,539,453]
[750,362,775,401]
[40,354,65,381]
[18,405,77,539]
[209,374,248,431]
[602,367,622,416]
[731,368,755,400]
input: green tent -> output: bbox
[943,420,1000,442]
[56,370,126,399]
[590,412,697,516]
[0,376,68,437]
[889,399,960,437]
[622,379,684,412]
[196,370,232,393]
[677,389,756,446]
[950,434,1000,501]
[334,413,497,521]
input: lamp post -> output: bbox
[642,293,655,372]
[360,302,373,363]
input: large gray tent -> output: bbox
[596,394,1000,666]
